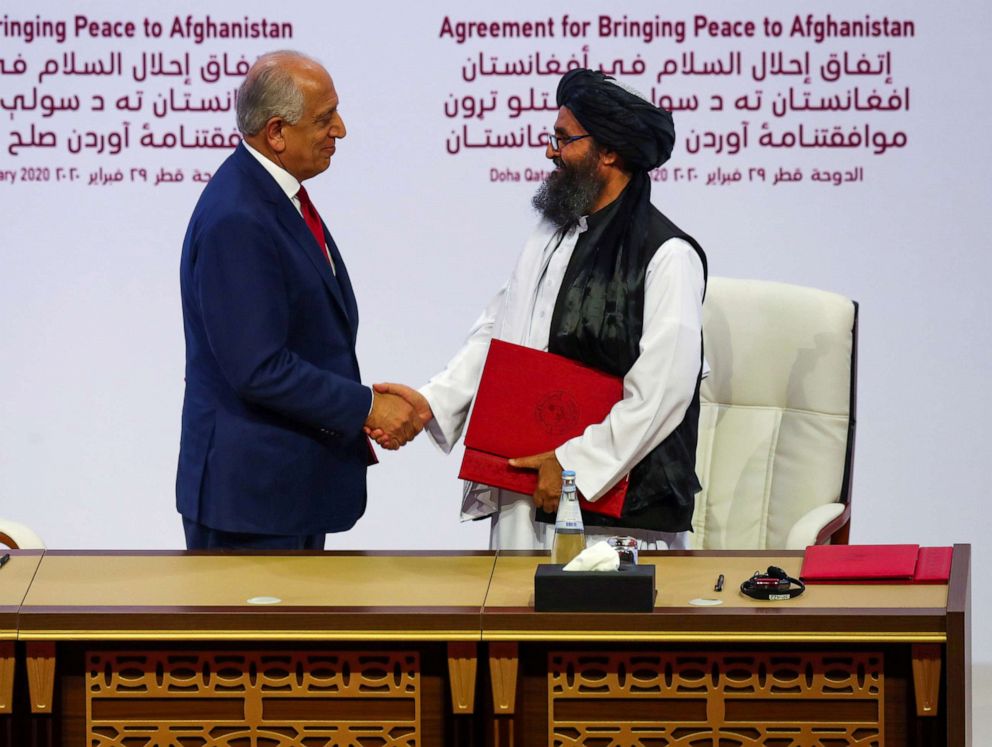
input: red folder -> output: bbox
[800,544,920,582]
[913,546,953,583]
[801,544,954,584]
[458,339,628,518]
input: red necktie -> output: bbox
[296,185,330,263]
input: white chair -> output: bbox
[0,519,45,549]
[692,277,856,550]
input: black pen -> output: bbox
[714,573,724,592]
[0,553,10,569]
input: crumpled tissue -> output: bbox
[562,540,621,572]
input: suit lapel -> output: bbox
[233,145,354,329]
[275,203,351,320]
[325,232,359,338]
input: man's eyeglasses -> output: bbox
[545,133,592,151]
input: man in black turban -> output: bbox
[375,69,708,550]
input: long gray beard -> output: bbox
[531,155,604,229]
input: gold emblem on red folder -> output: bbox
[536,390,579,436]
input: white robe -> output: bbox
[421,217,705,550]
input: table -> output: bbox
[9,551,493,746]
[480,548,971,746]
[0,546,971,746]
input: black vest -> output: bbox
[542,197,707,532]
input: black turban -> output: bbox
[556,68,675,171]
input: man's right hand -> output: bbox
[365,383,434,450]
[374,383,433,424]
[364,391,421,450]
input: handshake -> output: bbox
[363,382,434,450]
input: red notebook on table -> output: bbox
[458,339,628,518]
[800,544,953,584]
[801,544,919,582]
[912,546,953,583]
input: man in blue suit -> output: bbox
[177,51,419,550]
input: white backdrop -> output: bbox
[2,0,990,734]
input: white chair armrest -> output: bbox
[0,519,45,549]
[784,503,845,550]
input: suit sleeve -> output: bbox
[555,238,704,501]
[193,211,372,434]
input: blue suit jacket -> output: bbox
[177,144,372,535]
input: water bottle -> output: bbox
[551,470,585,565]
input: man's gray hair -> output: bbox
[236,50,318,136]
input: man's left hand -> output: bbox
[508,450,563,513]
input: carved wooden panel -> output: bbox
[488,642,518,715]
[548,650,884,746]
[86,650,420,746]
[446,641,477,714]
[911,643,941,717]
[26,641,56,714]
[0,641,13,714]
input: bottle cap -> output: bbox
[562,470,576,477]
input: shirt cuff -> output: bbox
[419,385,457,454]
